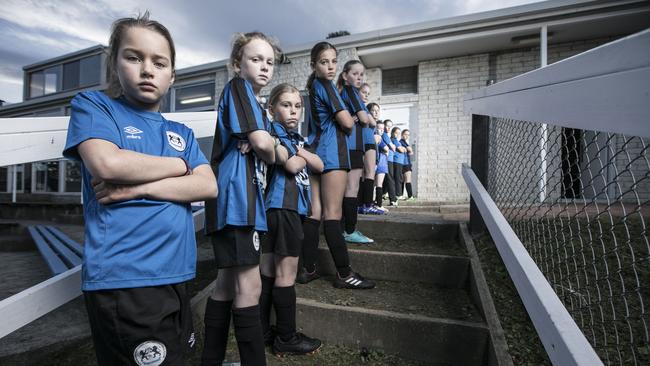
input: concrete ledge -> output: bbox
[296,297,489,365]
[356,220,459,241]
[316,247,470,288]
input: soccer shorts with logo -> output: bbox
[211,225,261,268]
[83,282,195,366]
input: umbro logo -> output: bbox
[124,126,143,139]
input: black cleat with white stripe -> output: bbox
[334,271,376,289]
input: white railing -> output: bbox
[462,28,650,365]
[0,111,214,339]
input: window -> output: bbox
[63,61,80,90]
[63,161,82,192]
[33,161,60,193]
[382,66,418,95]
[79,55,101,86]
[29,54,101,98]
[173,82,215,111]
[0,165,24,193]
[30,160,82,194]
[29,65,61,97]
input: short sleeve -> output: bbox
[62,92,122,160]
[315,79,345,116]
[343,86,368,115]
[226,78,266,136]
[382,133,393,149]
[182,128,209,169]
[272,122,297,158]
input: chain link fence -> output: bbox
[487,117,649,365]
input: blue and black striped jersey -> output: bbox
[307,78,350,171]
[340,85,367,151]
[400,139,411,165]
[206,77,269,233]
[265,122,311,216]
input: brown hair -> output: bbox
[336,60,363,91]
[268,83,301,108]
[229,31,280,76]
[105,11,176,98]
[306,42,337,90]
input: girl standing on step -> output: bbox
[400,129,415,200]
[390,126,406,201]
[373,116,390,211]
[63,12,217,366]
[336,60,376,244]
[202,32,279,366]
[383,119,398,206]
[259,83,323,357]
[357,84,382,215]
[296,42,375,290]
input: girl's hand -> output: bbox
[92,179,142,204]
[238,140,252,154]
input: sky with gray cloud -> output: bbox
[0,0,541,104]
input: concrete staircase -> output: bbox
[291,216,490,365]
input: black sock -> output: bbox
[357,177,364,204]
[272,286,296,341]
[342,197,358,235]
[323,220,351,277]
[201,298,232,366]
[375,187,383,207]
[362,179,375,206]
[301,218,320,273]
[259,275,275,335]
[406,183,413,198]
[232,305,267,366]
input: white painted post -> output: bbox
[539,26,548,203]
[11,164,17,203]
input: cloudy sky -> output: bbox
[0,0,542,104]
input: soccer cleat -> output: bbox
[406,197,416,202]
[365,205,385,215]
[273,332,322,357]
[374,204,389,213]
[334,271,376,289]
[388,200,398,207]
[296,267,320,284]
[343,230,374,244]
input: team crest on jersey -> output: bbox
[166,131,186,151]
[253,231,260,251]
[133,340,166,366]
[124,126,143,139]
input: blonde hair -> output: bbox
[105,11,176,98]
[268,83,301,108]
[229,31,280,76]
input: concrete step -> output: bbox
[295,277,488,365]
[316,247,469,288]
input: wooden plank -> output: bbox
[44,226,84,257]
[36,226,82,268]
[461,164,603,365]
[0,111,216,167]
[27,226,68,275]
[0,267,81,339]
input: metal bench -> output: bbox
[27,225,83,275]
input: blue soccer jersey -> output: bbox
[400,139,411,166]
[339,85,367,152]
[383,131,395,162]
[392,136,405,165]
[265,122,311,217]
[205,77,269,233]
[307,78,350,171]
[62,91,208,291]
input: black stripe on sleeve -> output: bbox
[321,80,345,114]
[231,78,263,134]
[345,86,363,114]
